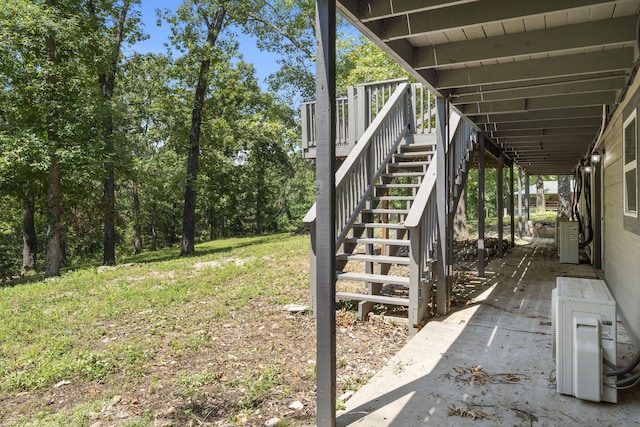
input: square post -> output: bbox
[518,167,523,238]
[478,134,486,277]
[314,1,336,425]
[497,153,504,258]
[510,162,515,247]
[436,96,450,315]
[594,162,602,269]
[525,172,531,221]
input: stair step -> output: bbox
[336,271,410,286]
[336,253,410,265]
[336,292,410,307]
[344,237,410,246]
[376,183,421,189]
[381,172,424,178]
[352,222,406,230]
[361,208,409,215]
[400,143,435,152]
[389,160,430,168]
[371,195,416,201]
[394,152,434,160]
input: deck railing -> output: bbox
[301,79,417,159]
[303,82,412,245]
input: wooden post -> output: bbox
[510,163,515,247]
[497,153,504,258]
[478,134,486,277]
[525,172,531,221]
[314,1,336,425]
[436,96,449,315]
[518,167,523,238]
[594,162,602,269]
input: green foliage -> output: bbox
[0,0,329,274]
[336,34,408,93]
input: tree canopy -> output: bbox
[0,0,409,279]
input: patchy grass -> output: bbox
[0,233,408,426]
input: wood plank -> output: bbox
[314,1,336,424]
[344,237,410,246]
[335,253,410,265]
[336,271,410,286]
[335,292,410,306]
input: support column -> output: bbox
[497,153,504,258]
[510,163,515,247]
[478,134,486,277]
[594,162,602,269]
[518,167,523,238]
[314,1,336,425]
[436,96,450,315]
[525,173,531,221]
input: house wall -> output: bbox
[601,71,640,345]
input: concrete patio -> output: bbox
[337,238,640,426]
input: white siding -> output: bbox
[602,73,640,344]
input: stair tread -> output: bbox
[352,222,406,229]
[394,152,434,159]
[344,237,410,246]
[382,172,424,177]
[400,144,435,152]
[336,253,410,265]
[361,208,409,214]
[376,183,421,188]
[389,160,430,167]
[336,292,410,306]
[371,196,416,201]
[336,271,410,286]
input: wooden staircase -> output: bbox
[335,137,436,319]
[303,79,477,336]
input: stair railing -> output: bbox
[304,82,412,246]
[404,154,438,330]
[301,79,409,159]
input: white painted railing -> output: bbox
[303,82,412,245]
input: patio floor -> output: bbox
[337,238,640,426]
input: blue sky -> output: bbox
[129,1,282,86]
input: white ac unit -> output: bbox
[559,221,579,264]
[553,277,617,403]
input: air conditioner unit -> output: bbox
[559,221,579,264]
[553,277,617,403]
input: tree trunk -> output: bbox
[536,175,546,211]
[44,0,62,278]
[150,202,157,250]
[180,6,227,256]
[103,168,117,265]
[45,154,63,278]
[557,175,572,217]
[22,197,37,274]
[87,1,131,266]
[132,181,143,254]
[454,188,469,240]
[209,203,216,241]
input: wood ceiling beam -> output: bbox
[491,126,599,138]
[377,0,620,40]
[415,16,636,69]
[451,76,626,104]
[460,91,617,115]
[488,117,601,131]
[435,48,634,89]
[474,106,604,124]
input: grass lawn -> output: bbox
[0,233,407,426]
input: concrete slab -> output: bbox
[338,238,640,426]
